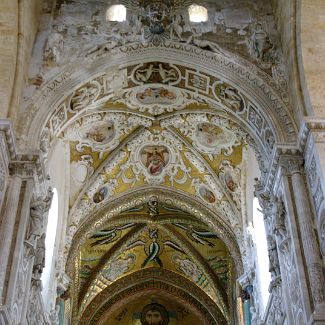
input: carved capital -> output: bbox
[0,306,12,325]
[303,118,325,144]
[279,157,304,175]
[268,275,282,292]
[57,273,71,296]
[9,161,36,178]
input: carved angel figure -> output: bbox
[272,197,287,240]
[186,28,225,55]
[49,305,60,325]
[267,236,280,278]
[169,14,183,41]
[219,85,244,112]
[135,64,155,82]
[248,23,273,61]
[157,64,178,83]
[44,32,64,64]
[28,191,53,241]
[33,234,46,279]
[70,83,100,111]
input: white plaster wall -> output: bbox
[43,138,70,313]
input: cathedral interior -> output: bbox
[0,0,325,324]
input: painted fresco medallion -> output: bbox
[198,186,216,204]
[140,146,170,176]
[136,87,177,104]
[85,121,115,144]
[218,160,241,206]
[223,171,236,192]
[196,123,223,148]
[193,122,241,155]
[93,186,108,203]
[124,86,194,115]
[67,117,119,154]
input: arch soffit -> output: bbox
[66,186,243,277]
[80,268,227,325]
[21,43,297,150]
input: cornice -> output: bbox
[0,120,47,191]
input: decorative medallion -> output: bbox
[199,185,216,204]
[93,187,109,204]
[136,87,177,103]
[84,122,115,144]
[193,122,241,156]
[119,86,199,115]
[120,130,191,185]
[140,145,170,176]
[218,160,241,207]
[162,114,242,159]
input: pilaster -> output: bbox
[280,155,325,323]
[303,119,325,262]
[0,120,49,325]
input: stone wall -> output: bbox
[272,0,325,119]
[271,0,306,123]
[0,0,42,119]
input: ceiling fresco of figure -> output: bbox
[14,0,300,324]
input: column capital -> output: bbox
[0,306,12,325]
[279,156,305,175]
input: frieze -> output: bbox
[0,122,47,192]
